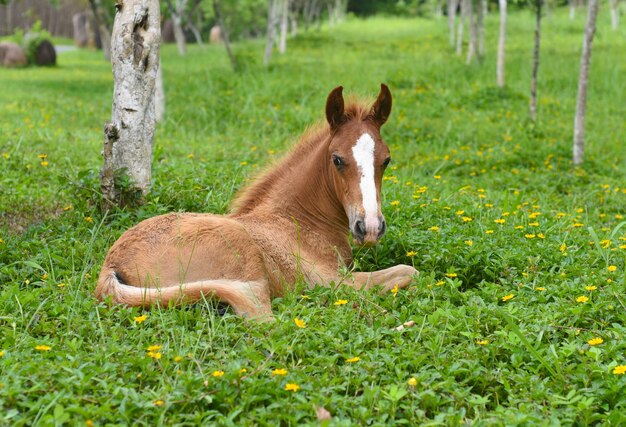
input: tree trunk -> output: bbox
[213,0,237,70]
[279,0,289,54]
[101,0,161,210]
[477,0,486,60]
[610,0,619,29]
[497,0,507,87]
[456,0,465,55]
[466,0,476,64]
[155,58,165,122]
[88,0,112,61]
[264,0,280,65]
[172,15,186,55]
[529,0,542,121]
[573,0,600,165]
[447,0,458,48]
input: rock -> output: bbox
[162,19,175,43]
[0,42,27,68]
[210,25,223,44]
[35,40,56,66]
[73,12,89,47]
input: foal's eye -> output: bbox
[382,157,391,169]
[332,155,345,168]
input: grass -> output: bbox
[1,8,626,425]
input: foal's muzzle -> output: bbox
[352,216,386,246]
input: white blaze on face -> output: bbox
[352,133,380,233]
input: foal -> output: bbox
[96,84,418,318]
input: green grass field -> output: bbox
[1,9,626,425]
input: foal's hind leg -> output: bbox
[346,265,418,292]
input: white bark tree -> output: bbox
[529,0,542,121]
[279,0,289,53]
[165,0,189,55]
[497,0,507,87]
[264,0,280,65]
[101,0,160,209]
[155,58,165,122]
[610,0,620,29]
[447,0,459,48]
[456,0,466,55]
[573,0,600,165]
[466,0,476,64]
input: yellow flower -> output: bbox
[134,315,148,323]
[212,370,225,377]
[272,368,288,376]
[536,287,546,291]
[455,210,465,215]
[38,154,48,159]
[147,345,162,352]
[86,420,94,427]
[585,285,597,291]
[576,296,589,303]
[587,337,603,346]
[391,284,399,297]
[434,175,441,180]
[485,230,494,234]
[240,161,248,166]
[560,243,567,252]
[333,299,348,306]
[462,216,473,222]
[346,356,360,363]
[57,283,66,288]
[294,318,307,329]
[435,281,445,286]
[464,240,473,246]
[147,352,162,359]
[428,226,440,232]
[613,365,626,375]
[34,345,51,351]
[153,400,165,406]
[390,200,400,207]
[477,340,489,345]
[406,251,417,257]
[284,383,300,392]
[537,233,545,239]
[501,294,514,302]
[445,273,457,278]
[525,234,536,239]
[40,161,49,167]
[85,217,93,223]
[494,219,505,224]
[239,368,248,374]
[0,350,5,357]
[407,377,417,386]
[607,265,617,272]
[174,356,183,362]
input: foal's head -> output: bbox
[325,84,393,246]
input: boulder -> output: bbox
[35,40,57,66]
[0,42,27,68]
[210,25,223,44]
[162,19,175,43]
[73,12,89,47]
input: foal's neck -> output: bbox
[233,132,350,249]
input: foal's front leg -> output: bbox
[348,265,418,292]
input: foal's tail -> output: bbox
[95,267,272,318]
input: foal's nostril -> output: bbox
[378,219,387,238]
[354,220,366,239]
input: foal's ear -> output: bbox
[326,86,346,132]
[369,83,392,127]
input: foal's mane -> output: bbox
[231,97,373,215]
